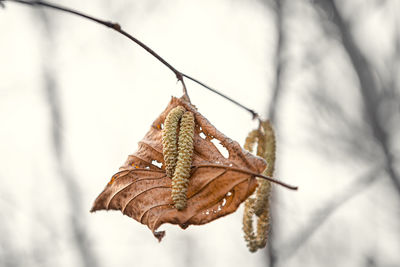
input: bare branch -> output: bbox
[0,0,262,120]
[182,73,260,120]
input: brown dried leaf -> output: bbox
[91,97,266,241]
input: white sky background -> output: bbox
[0,0,399,267]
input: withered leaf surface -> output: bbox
[91,97,266,241]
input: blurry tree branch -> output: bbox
[0,200,21,267]
[36,9,99,267]
[0,194,52,266]
[266,0,286,122]
[275,1,400,264]
[0,0,263,120]
[312,0,400,195]
[261,1,400,265]
[277,167,381,261]
[260,0,287,265]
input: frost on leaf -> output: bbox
[91,97,266,241]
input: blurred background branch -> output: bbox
[260,0,287,266]
[36,8,99,267]
[312,0,400,195]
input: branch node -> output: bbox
[175,72,183,82]
[112,22,121,31]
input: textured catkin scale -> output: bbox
[162,106,186,178]
[172,111,195,210]
[262,121,276,177]
[242,198,257,252]
[253,181,271,217]
[244,129,258,153]
[242,128,259,251]
[256,203,270,248]
[243,129,259,250]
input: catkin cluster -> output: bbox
[242,120,275,252]
[162,106,195,210]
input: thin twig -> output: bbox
[194,164,298,190]
[180,78,191,103]
[1,0,262,119]
[182,73,260,120]
[4,0,181,77]
[111,165,297,190]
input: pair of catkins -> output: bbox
[161,106,274,252]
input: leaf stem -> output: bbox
[1,0,262,119]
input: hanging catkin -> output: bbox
[242,120,275,252]
[162,106,186,178]
[242,198,257,252]
[243,129,258,152]
[171,111,195,210]
[162,106,195,210]
[254,121,275,216]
